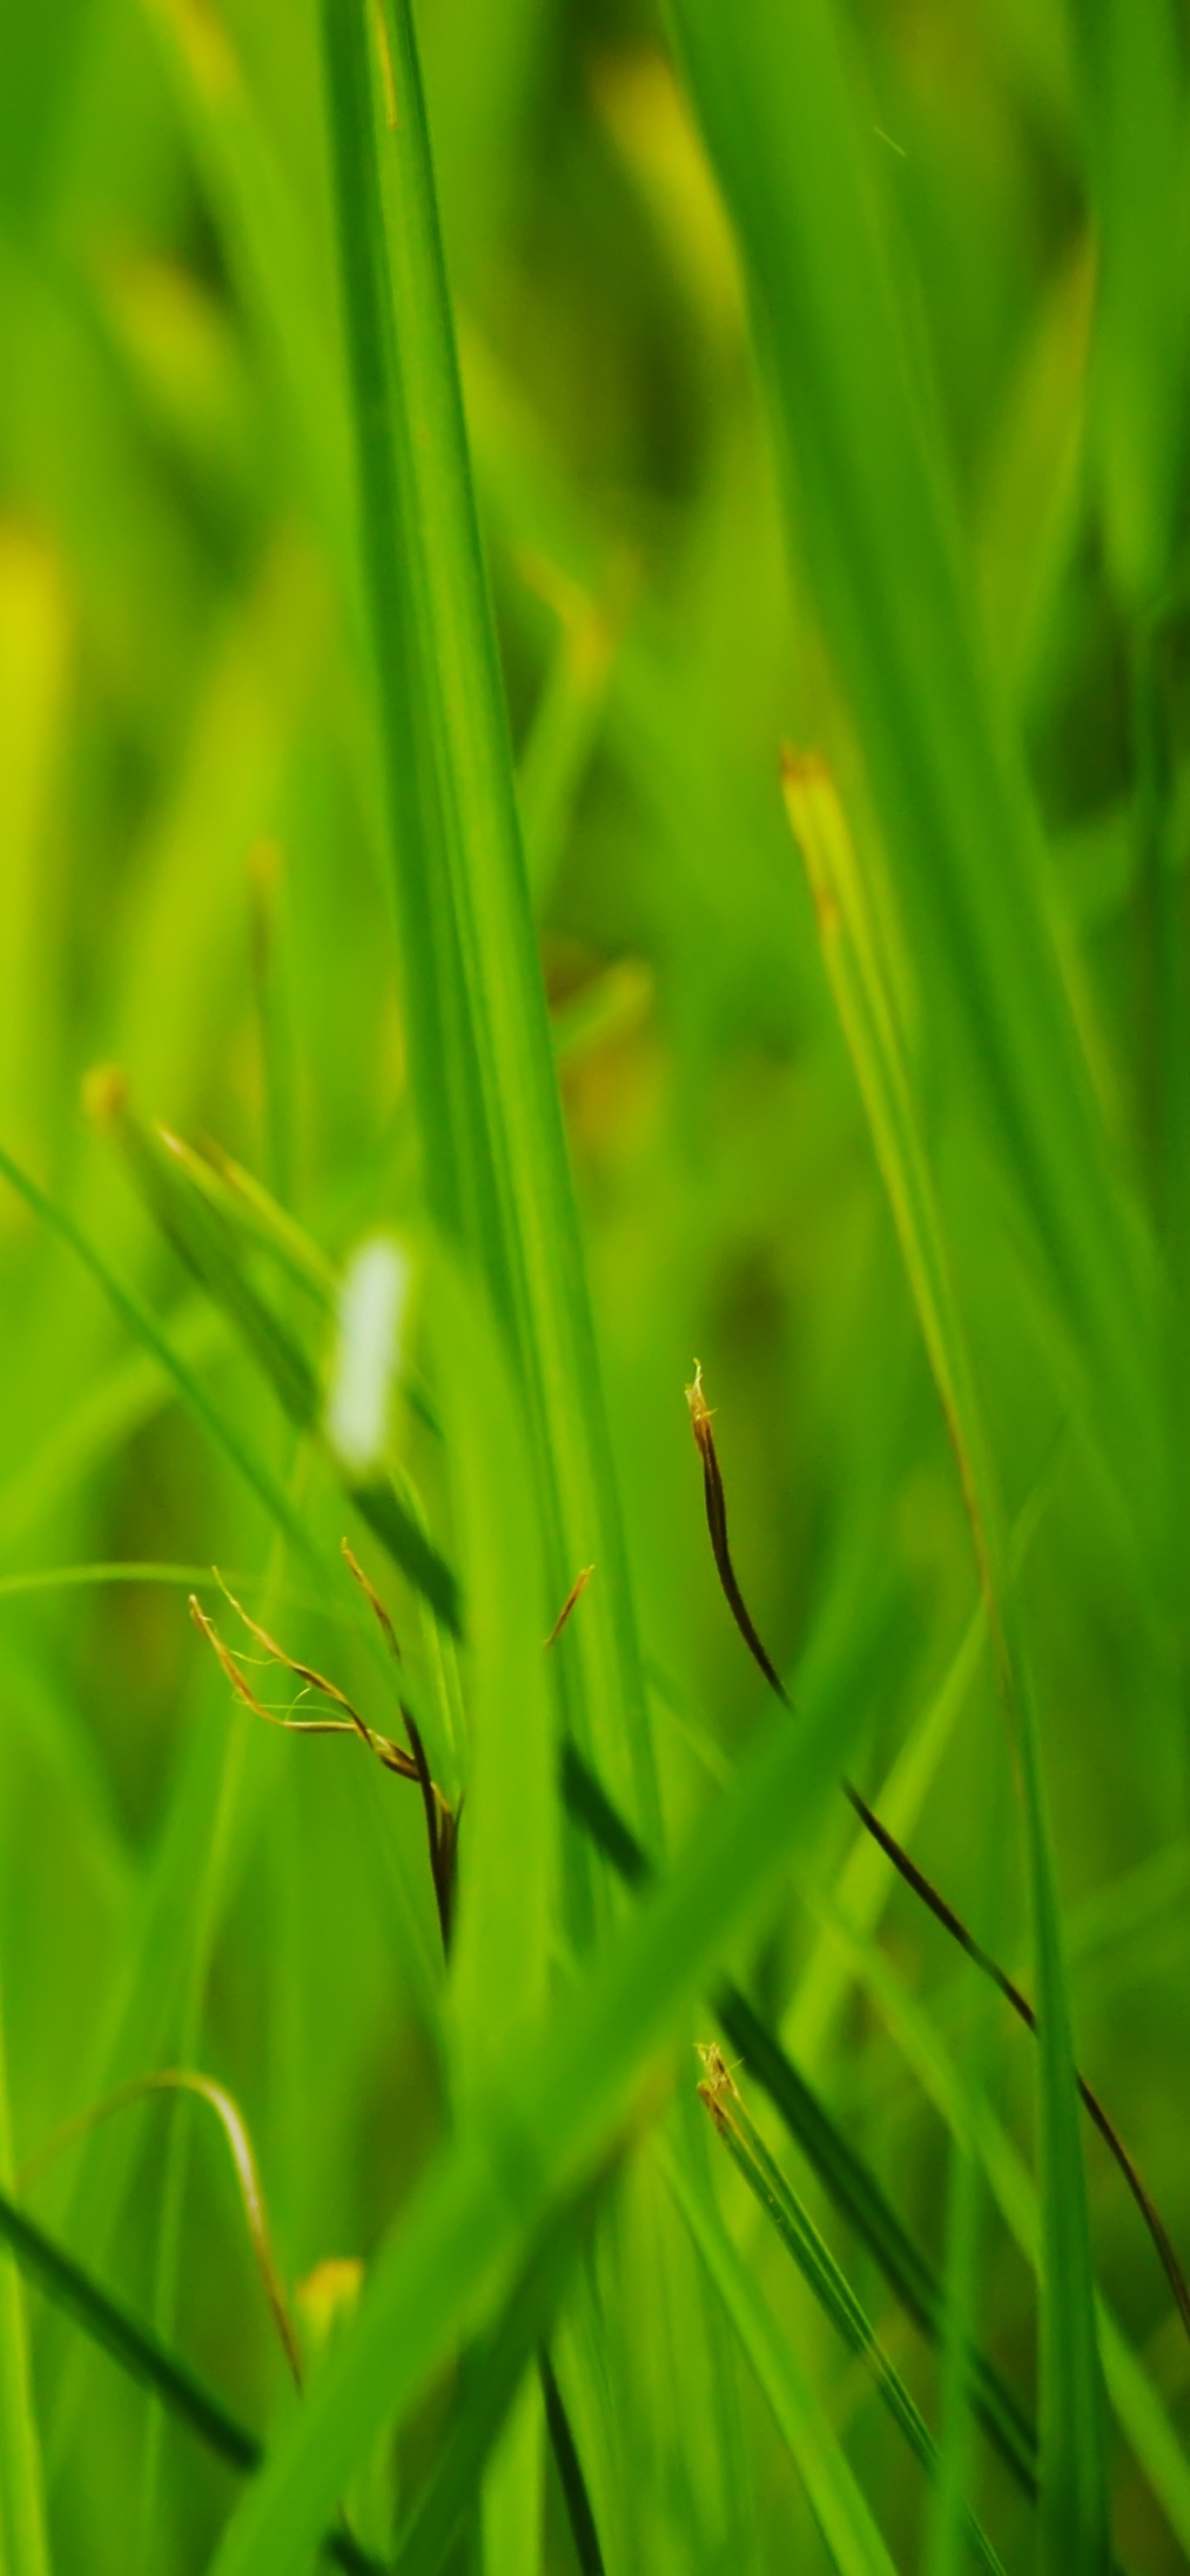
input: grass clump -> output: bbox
[0,1,1189,2571]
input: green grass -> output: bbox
[0,0,1188,2568]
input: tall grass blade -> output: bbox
[319,0,655,1825]
[780,752,1110,2567]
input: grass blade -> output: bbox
[320,0,656,1828]
[21,2068,303,2393]
[0,2178,257,2473]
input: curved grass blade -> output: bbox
[0,1563,244,1603]
[21,2069,303,2393]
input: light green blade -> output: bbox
[666,0,1155,1527]
[778,754,1109,2565]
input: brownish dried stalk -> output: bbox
[544,1564,594,1649]
[191,1565,457,1952]
[189,1585,419,1779]
[340,1541,457,1951]
[685,1363,1190,2350]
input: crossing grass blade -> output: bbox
[779,755,1110,2568]
[0,2179,259,2477]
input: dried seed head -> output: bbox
[684,1359,713,1438]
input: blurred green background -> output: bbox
[1,0,1189,2569]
